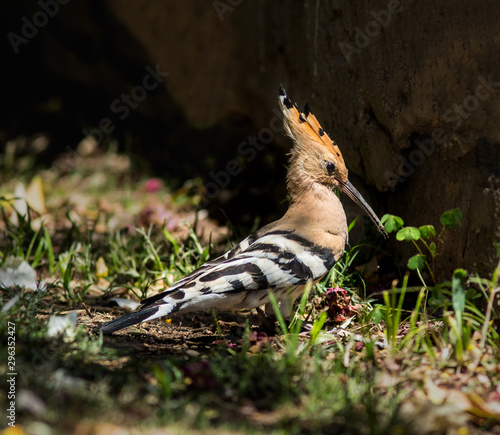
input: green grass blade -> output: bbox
[268,291,288,335]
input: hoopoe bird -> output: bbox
[98,85,387,335]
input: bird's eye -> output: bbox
[325,161,335,175]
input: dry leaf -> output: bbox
[26,175,46,214]
[96,257,108,278]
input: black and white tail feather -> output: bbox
[98,228,334,334]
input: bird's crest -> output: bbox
[278,84,348,183]
[278,85,388,238]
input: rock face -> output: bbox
[3,0,500,279]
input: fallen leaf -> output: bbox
[325,287,362,323]
[17,390,47,416]
[425,377,500,422]
[46,312,78,338]
[0,257,38,290]
[468,392,500,420]
[96,257,108,278]
[26,175,46,214]
[10,182,27,226]
[2,426,26,435]
[109,298,140,310]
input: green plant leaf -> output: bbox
[348,215,358,233]
[381,214,404,233]
[369,305,385,324]
[440,208,463,229]
[162,226,180,255]
[396,226,421,242]
[407,254,426,270]
[309,311,327,345]
[429,242,437,256]
[418,225,436,240]
[452,268,467,316]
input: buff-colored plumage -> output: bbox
[98,85,386,335]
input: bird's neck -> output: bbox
[284,178,348,244]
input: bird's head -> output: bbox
[278,85,388,238]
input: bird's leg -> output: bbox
[264,298,293,320]
[264,302,275,316]
[279,298,293,319]
[255,305,278,334]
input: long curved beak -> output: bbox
[338,180,388,238]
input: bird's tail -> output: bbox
[97,305,168,335]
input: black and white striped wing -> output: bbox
[142,229,336,309]
[136,232,258,308]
